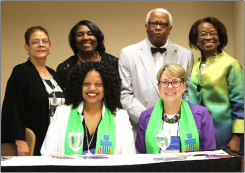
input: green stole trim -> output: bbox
[64,103,116,155]
[145,99,199,153]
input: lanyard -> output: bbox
[197,60,205,92]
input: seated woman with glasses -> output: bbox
[1,26,65,156]
[188,17,244,155]
[135,63,216,154]
[41,62,135,155]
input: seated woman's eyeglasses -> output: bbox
[159,80,183,88]
[147,22,169,28]
[199,32,218,38]
[29,40,50,46]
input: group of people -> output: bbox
[1,8,244,157]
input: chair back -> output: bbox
[1,128,36,156]
[1,143,17,156]
[25,127,36,156]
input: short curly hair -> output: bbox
[64,62,121,114]
[189,17,227,53]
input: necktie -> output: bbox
[151,47,167,54]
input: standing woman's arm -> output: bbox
[227,60,244,154]
[1,65,29,156]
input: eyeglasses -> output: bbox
[147,22,169,28]
[199,32,218,38]
[159,80,183,88]
[29,40,50,46]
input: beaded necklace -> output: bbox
[162,110,180,124]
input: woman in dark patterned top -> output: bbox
[1,26,65,156]
[56,20,118,92]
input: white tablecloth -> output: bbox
[1,149,230,167]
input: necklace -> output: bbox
[51,90,57,104]
[41,73,58,105]
[45,79,57,105]
[78,51,99,63]
[40,67,52,79]
[162,110,180,124]
[202,53,217,68]
[206,57,215,68]
[84,115,101,156]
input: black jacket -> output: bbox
[56,52,118,91]
[1,60,62,156]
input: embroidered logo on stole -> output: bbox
[185,133,197,151]
[98,135,112,155]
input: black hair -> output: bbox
[64,62,121,114]
[189,17,227,53]
[69,20,105,55]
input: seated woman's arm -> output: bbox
[41,106,64,156]
[135,111,149,154]
[200,107,217,150]
[118,109,136,155]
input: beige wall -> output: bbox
[1,1,244,105]
[233,1,244,69]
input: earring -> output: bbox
[48,52,50,54]
[27,52,29,55]
[197,42,199,47]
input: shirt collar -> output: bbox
[147,37,168,49]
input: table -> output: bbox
[1,149,241,172]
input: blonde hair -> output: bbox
[157,64,186,82]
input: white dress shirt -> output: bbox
[147,39,168,74]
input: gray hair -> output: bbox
[146,8,173,26]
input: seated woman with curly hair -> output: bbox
[41,62,135,155]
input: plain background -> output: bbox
[1,1,244,105]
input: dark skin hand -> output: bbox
[227,134,241,154]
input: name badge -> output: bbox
[166,136,180,151]
[83,148,95,155]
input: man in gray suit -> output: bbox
[119,8,194,137]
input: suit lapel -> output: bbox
[139,39,159,95]
[165,39,178,64]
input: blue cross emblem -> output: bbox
[185,133,196,151]
[100,135,112,154]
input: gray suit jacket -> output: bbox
[119,38,194,126]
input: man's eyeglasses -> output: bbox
[159,80,183,88]
[199,32,218,38]
[147,22,169,28]
[29,40,50,46]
